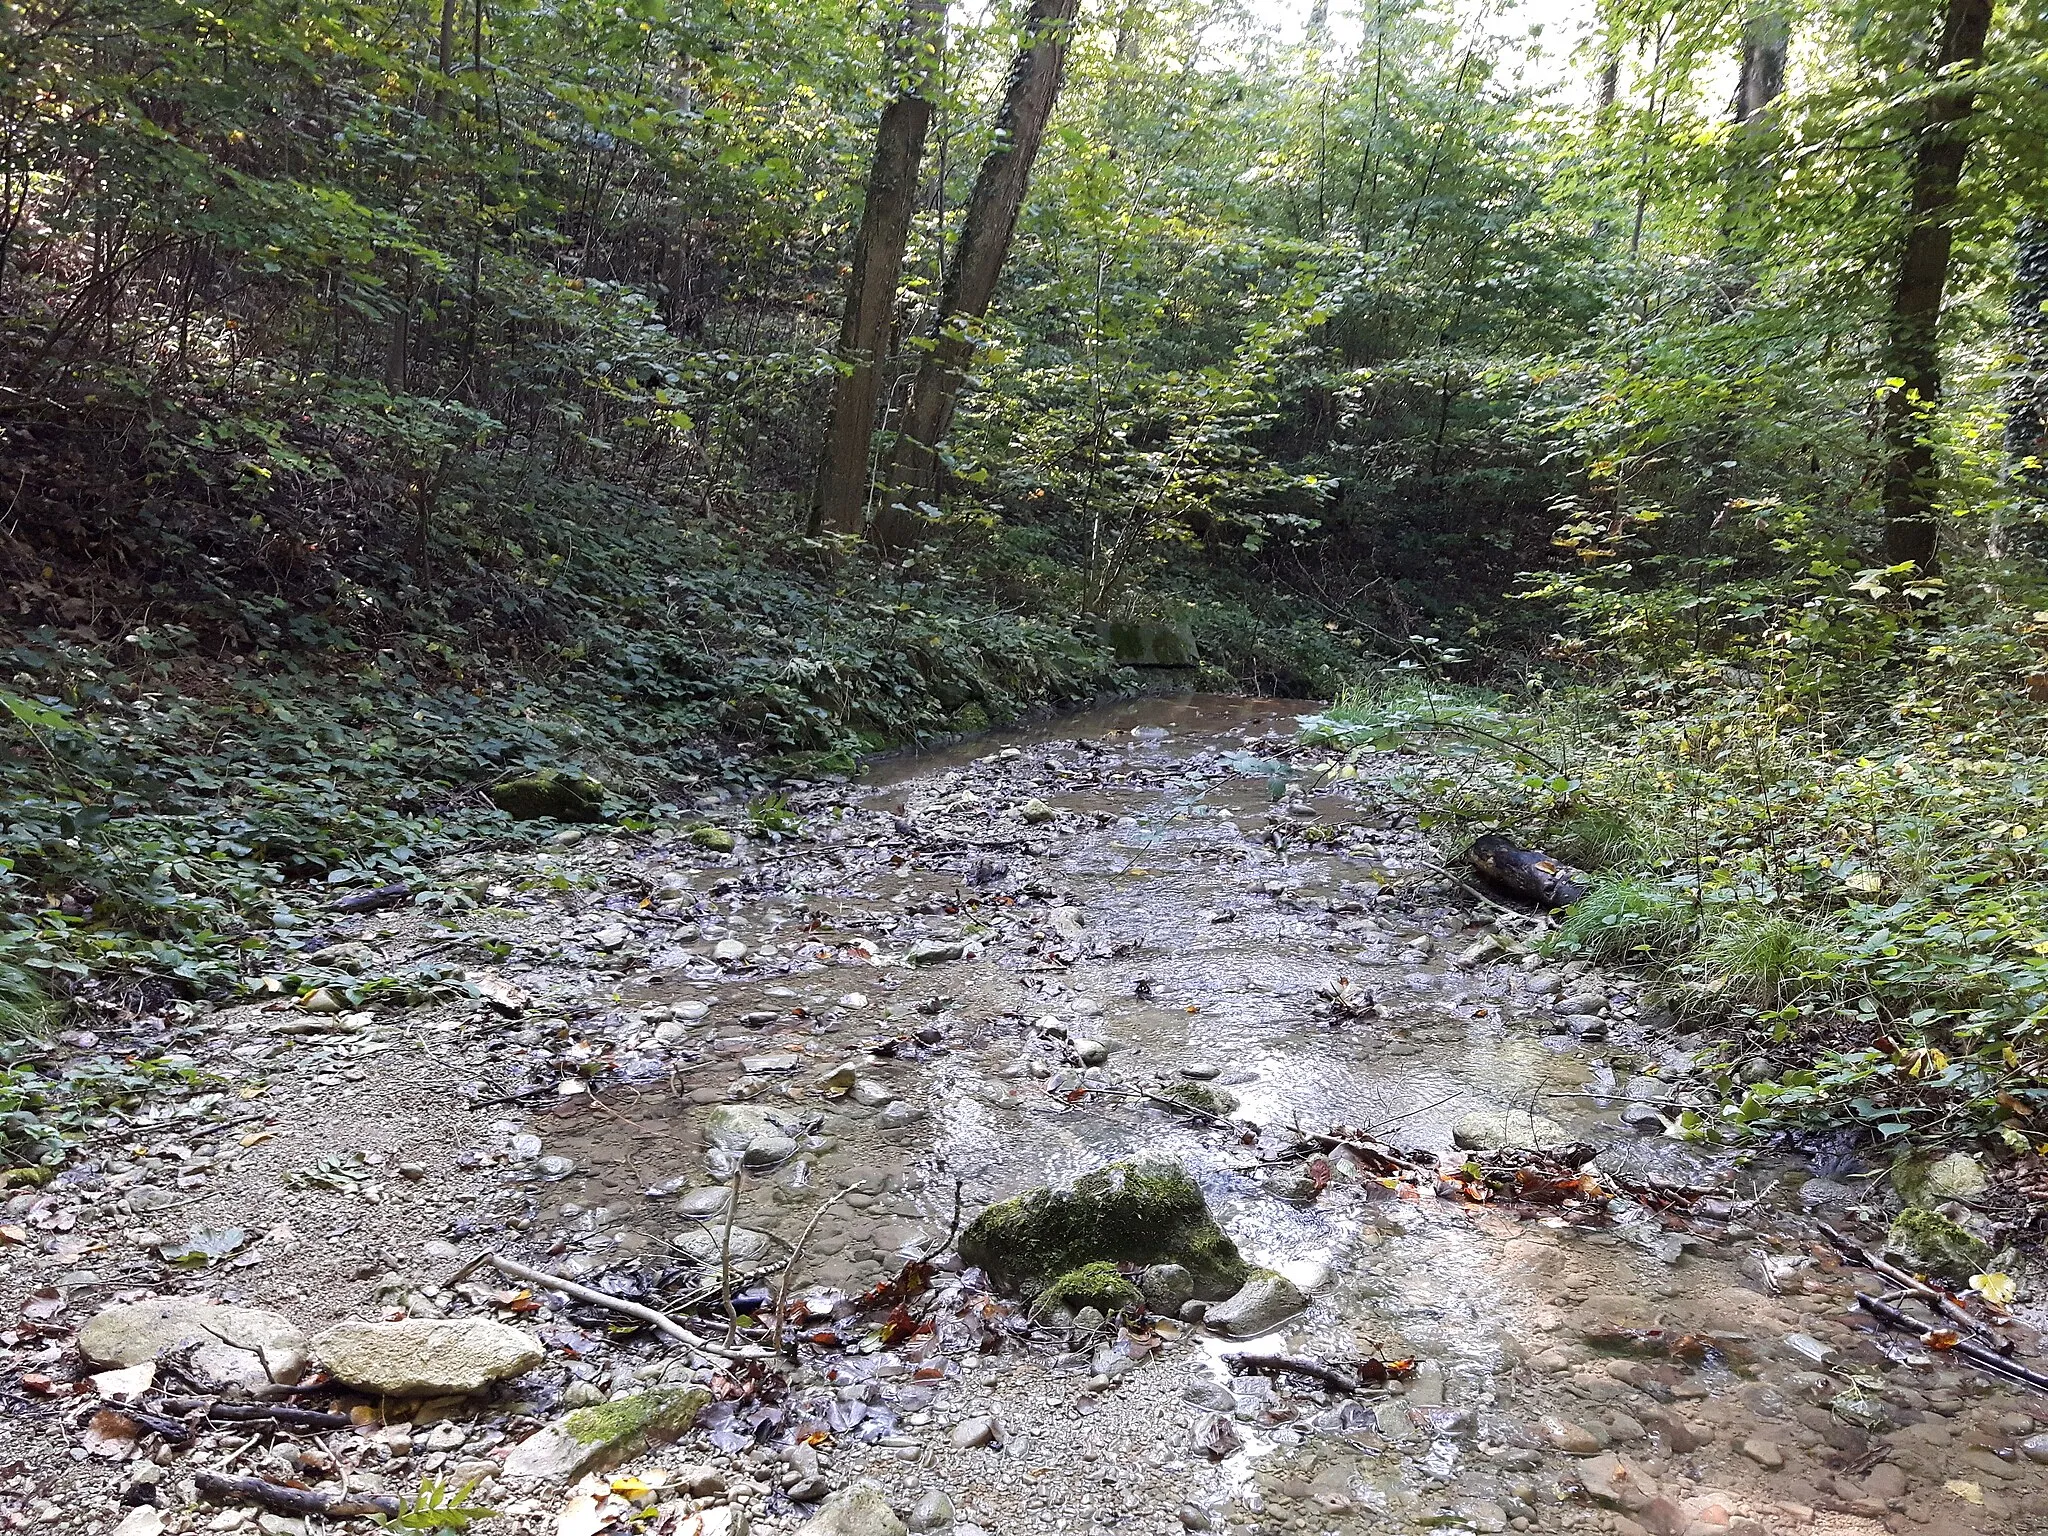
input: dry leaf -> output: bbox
[1945,1480,1984,1506]
[1970,1271,2018,1308]
[83,1408,140,1458]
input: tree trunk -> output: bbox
[874,0,1082,552]
[809,0,947,541]
[2004,215,2048,553]
[1721,12,1788,270]
[1878,0,1996,574]
[1731,11,1787,122]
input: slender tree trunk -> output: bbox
[1721,12,1789,274]
[1878,0,1996,573]
[1731,11,1787,122]
[809,0,947,540]
[2004,215,2048,550]
[875,0,1081,552]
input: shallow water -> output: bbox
[515,695,2048,1536]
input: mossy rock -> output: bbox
[1891,1152,1988,1208]
[487,769,606,823]
[959,1159,1247,1301]
[1099,620,1197,668]
[1030,1261,1143,1318]
[951,702,992,733]
[505,1386,710,1484]
[1887,1206,1991,1280]
[689,825,736,852]
[1154,1081,1240,1118]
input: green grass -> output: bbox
[1546,875,1695,961]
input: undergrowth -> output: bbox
[1303,656,2048,1152]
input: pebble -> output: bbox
[949,1417,998,1449]
[1739,1437,1785,1470]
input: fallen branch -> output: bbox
[159,1399,354,1431]
[1466,834,1587,909]
[1854,1292,2048,1393]
[1819,1221,2011,1353]
[455,1253,772,1363]
[193,1470,399,1520]
[1228,1354,1362,1393]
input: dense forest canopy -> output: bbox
[6,0,2048,1154]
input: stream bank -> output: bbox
[5,695,2045,1536]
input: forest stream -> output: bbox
[8,696,2047,1536]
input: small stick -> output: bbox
[774,1182,867,1360]
[193,1470,400,1520]
[1854,1292,2048,1393]
[157,1400,353,1432]
[719,1165,746,1345]
[470,1253,770,1363]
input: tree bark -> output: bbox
[1878,0,1996,574]
[809,0,947,540]
[1731,11,1787,123]
[874,0,1082,552]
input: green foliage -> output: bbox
[1548,877,1695,963]
[379,1480,499,1532]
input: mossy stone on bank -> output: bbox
[1886,1206,1991,1280]
[503,1386,710,1483]
[959,1159,1247,1300]
[488,768,606,822]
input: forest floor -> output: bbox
[5,696,2046,1536]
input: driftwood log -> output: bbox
[1467,834,1588,909]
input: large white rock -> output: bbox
[313,1318,541,1395]
[1450,1108,1572,1153]
[78,1298,308,1387]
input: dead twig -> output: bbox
[1819,1221,2011,1353]
[774,1182,867,1360]
[1227,1354,1362,1393]
[458,1253,771,1363]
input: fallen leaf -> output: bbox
[238,1130,276,1148]
[0,1225,27,1244]
[555,1493,609,1536]
[83,1408,140,1458]
[1970,1271,2018,1308]
[1921,1329,1960,1351]
[1945,1480,1984,1506]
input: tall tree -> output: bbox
[1878,0,1997,574]
[873,0,1082,552]
[810,0,948,541]
[1731,10,1787,123]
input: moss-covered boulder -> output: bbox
[1892,1152,1988,1208]
[959,1160,1247,1301]
[689,825,736,852]
[503,1386,709,1484]
[1029,1261,1144,1319]
[488,769,606,823]
[1887,1206,1992,1281]
[1099,620,1197,668]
